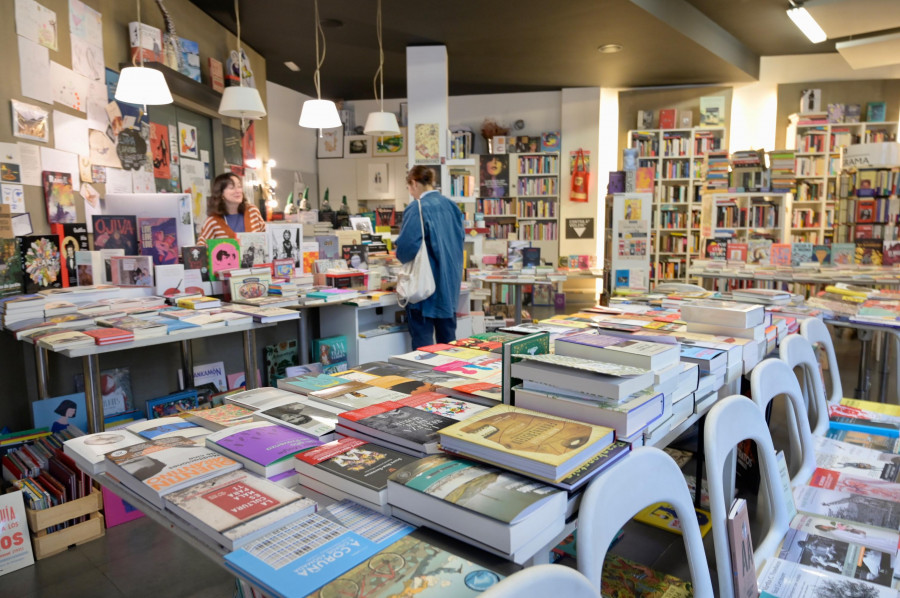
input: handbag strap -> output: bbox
[416,197,428,255]
[575,149,586,170]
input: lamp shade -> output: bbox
[363,111,400,136]
[299,99,342,129]
[114,66,173,105]
[219,86,267,119]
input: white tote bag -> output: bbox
[396,198,436,307]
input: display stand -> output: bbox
[606,193,652,291]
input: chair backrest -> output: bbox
[480,564,600,598]
[800,318,843,405]
[705,395,791,598]
[778,334,829,436]
[577,446,714,597]
[749,358,816,487]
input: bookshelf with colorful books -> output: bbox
[512,152,560,266]
[701,192,792,265]
[628,127,727,285]
[834,166,900,244]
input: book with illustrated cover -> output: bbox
[825,429,900,453]
[267,223,302,267]
[315,534,504,596]
[264,340,298,386]
[747,239,772,265]
[479,154,510,198]
[339,403,457,455]
[789,513,900,556]
[792,242,814,266]
[555,332,679,370]
[182,404,255,431]
[501,331,550,405]
[792,485,900,530]
[726,242,748,262]
[396,392,488,421]
[511,353,654,402]
[236,232,268,267]
[809,467,900,502]
[126,416,207,441]
[758,558,897,598]
[163,469,316,550]
[181,245,209,281]
[0,238,23,297]
[728,498,757,598]
[777,526,896,587]
[206,421,321,477]
[438,404,615,483]
[813,244,832,265]
[254,395,341,442]
[832,243,856,266]
[307,382,404,411]
[104,436,242,508]
[277,373,351,395]
[92,216,138,255]
[19,236,62,293]
[110,255,154,286]
[601,553,693,598]
[42,171,76,224]
[138,218,178,265]
[223,501,413,598]
[313,335,348,374]
[62,429,145,475]
[856,239,884,266]
[294,437,417,505]
[883,241,900,267]
[634,502,712,537]
[699,95,725,127]
[51,223,90,288]
[206,238,241,281]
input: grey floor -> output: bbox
[5,314,892,598]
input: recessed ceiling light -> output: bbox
[284,61,300,72]
[597,44,623,54]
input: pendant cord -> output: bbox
[372,0,384,110]
[235,0,243,88]
[313,0,326,100]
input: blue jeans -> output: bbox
[407,307,456,349]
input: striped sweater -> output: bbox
[197,205,266,244]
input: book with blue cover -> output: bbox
[224,500,413,598]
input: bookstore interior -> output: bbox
[4,0,900,596]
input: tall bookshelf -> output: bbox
[627,127,726,284]
[702,191,793,256]
[786,114,898,244]
[475,152,560,266]
[834,166,900,243]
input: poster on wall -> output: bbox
[414,123,440,163]
[617,219,649,262]
[565,218,594,240]
[479,154,509,198]
[222,125,242,166]
[178,122,199,159]
[180,158,208,228]
[150,123,170,179]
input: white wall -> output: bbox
[265,81,319,208]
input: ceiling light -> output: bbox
[284,61,300,72]
[787,5,826,44]
[363,0,400,137]
[218,0,266,120]
[597,44,623,54]
[115,0,173,106]
[299,0,342,131]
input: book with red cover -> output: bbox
[658,109,677,129]
[856,199,876,223]
[83,327,134,345]
[726,242,748,262]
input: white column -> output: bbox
[406,46,449,175]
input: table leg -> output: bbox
[34,344,50,399]
[880,332,891,403]
[514,285,523,325]
[180,340,193,388]
[856,330,871,400]
[243,330,259,390]
[82,354,105,433]
[298,310,310,364]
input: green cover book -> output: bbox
[502,332,550,405]
[206,238,240,281]
[313,335,349,375]
[264,339,299,386]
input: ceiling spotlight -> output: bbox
[284,61,300,72]
[597,44,623,54]
[787,2,826,43]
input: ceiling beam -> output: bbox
[629,0,760,80]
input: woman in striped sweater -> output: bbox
[197,173,266,243]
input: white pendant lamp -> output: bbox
[299,0,341,130]
[218,0,266,119]
[363,0,400,136]
[115,0,173,106]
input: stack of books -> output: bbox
[83,327,134,345]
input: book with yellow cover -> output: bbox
[840,398,900,418]
[634,502,712,537]
[438,404,615,483]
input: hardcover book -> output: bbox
[705,240,726,260]
[104,436,242,508]
[51,223,90,288]
[137,217,178,265]
[206,421,321,477]
[726,242,748,262]
[206,238,241,281]
[867,102,887,123]
[341,244,368,270]
[831,243,856,266]
[747,239,772,265]
[812,244,832,265]
[845,103,862,123]
[770,243,792,266]
[163,469,316,550]
[856,238,884,266]
[339,404,457,454]
[19,236,62,293]
[791,242,813,266]
[313,335,349,375]
[42,171,76,224]
[181,245,209,281]
[92,215,138,255]
[254,396,341,441]
[267,223,303,267]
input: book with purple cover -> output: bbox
[205,421,321,476]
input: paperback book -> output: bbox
[92,215,138,255]
[338,399,458,455]
[206,421,321,477]
[137,217,178,265]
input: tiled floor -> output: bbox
[6,320,894,597]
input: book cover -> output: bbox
[181,245,210,281]
[207,421,320,468]
[51,223,90,288]
[278,373,350,394]
[726,242,748,262]
[256,398,339,439]
[208,57,224,92]
[502,331,551,405]
[137,218,178,265]
[296,437,417,492]
[309,383,405,411]
[110,255,154,286]
[522,247,541,268]
[146,389,199,419]
[812,244,832,265]
[0,238,23,297]
[19,236,62,293]
[601,554,692,598]
[301,241,318,274]
[700,95,725,126]
[759,557,897,598]
[92,216,138,255]
[747,239,772,265]
[540,131,560,153]
[857,200,876,223]
[855,238,883,266]
[177,37,201,81]
[163,469,315,547]
[705,239,726,260]
[229,270,272,303]
[127,417,204,440]
[884,241,900,267]
[0,490,35,574]
[826,103,845,124]
[637,110,654,129]
[342,405,456,450]
[313,335,349,375]
[315,534,503,596]
[770,243,792,266]
[236,232,268,267]
[316,235,340,260]
[846,104,862,123]
[792,485,900,530]
[832,243,856,265]
[42,171,76,224]
[634,502,712,537]
[867,102,887,122]
[792,242,814,266]
[397,393,487,421]
[63,430,145,472]
[479,155,510,198]
[809,467,900,502]
[264,340,299,386]
[658,108,676,129]
[267,223,303,267]
[727,498,757,598]
[206,238,241,281]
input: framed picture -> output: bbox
[367,162,390,195]
[344,135,369,158]
[317,127,344,158]
[11,99,50,142]
[178,122,199,159]
[373,127,406,157]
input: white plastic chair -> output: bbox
[705,395,791,598]
[577,447,714,597]
[799,318,843,405]
[779,334,829,437]
[749,358,816,487]
[480,564,600,598]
